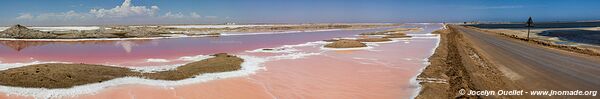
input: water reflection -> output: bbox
[0,27,394,66]
[0,40,153,52]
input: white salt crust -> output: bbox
[0,52,323,99]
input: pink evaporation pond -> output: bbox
[0,23,442,99]
[0,27,392,66]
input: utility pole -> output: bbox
[526,17,534,41]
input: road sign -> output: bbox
[526,17,534,27]
[526,17,534,40]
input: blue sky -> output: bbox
[1,0,599,26]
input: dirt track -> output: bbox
[417,25,600,99]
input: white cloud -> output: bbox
[16,13,33,20]
[35,10,92,20]
[190,12,202,18]
[162,12,185,18]
[162,12,204,19]
[12,0,218,25]
[89,0,159,18]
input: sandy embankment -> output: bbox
[324,40,368,48]
[356,38,393,42]
[323,27,418,48]
[0,53,242,88]
[383,33,412,38]
[0,24,398,40]
[416,26,520,98]
[359,28,415,39]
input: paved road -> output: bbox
[452,26,600,91]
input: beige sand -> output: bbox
[0,53,242,88]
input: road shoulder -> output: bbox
[416,25,521,99]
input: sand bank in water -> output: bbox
[324,40,367,48]
[0,53,242,88]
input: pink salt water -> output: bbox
[0,28,390,66]
[0,24,441,99]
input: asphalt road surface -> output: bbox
[453,26,600,91]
